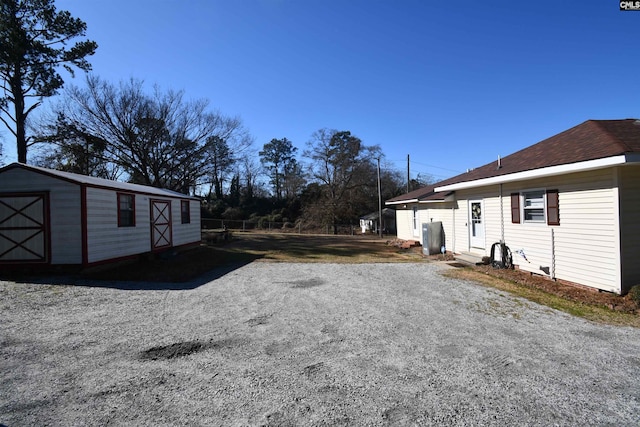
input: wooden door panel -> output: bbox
[0,194,48,262]
[151,200,172,250]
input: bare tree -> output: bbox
[39,75,251,193]
[304,129,380,233]
[32,112,121,179]
[282,158,306,200]
[239,155,262,201]
[206,136,233,200]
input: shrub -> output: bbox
[629,285,640,304]
[257,217,267,229]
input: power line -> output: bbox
[388,158,463,174]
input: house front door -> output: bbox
[150,199,172,250]
[469,199,484,249]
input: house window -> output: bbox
[118,193,135,227]
[181,200,191,224]
[523,190,545,222]
[512,189,560,225]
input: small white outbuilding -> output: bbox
[0,163,201,267]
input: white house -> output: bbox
[0,163,201,267]
[387,119,640,294]
[359,208,397,234]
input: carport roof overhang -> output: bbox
[385,199,418,205]
[435,154,639,192]
[385,193,455,206]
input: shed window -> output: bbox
[181,200,191,224]
[118,193,135,227]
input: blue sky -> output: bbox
[3,0,639,182]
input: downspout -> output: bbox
[551,228,556,279]
[452,203,456,253]
[499,183,504,243]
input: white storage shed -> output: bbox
[0,163,201,267]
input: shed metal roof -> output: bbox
[0,163,197,200]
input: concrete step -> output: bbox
[455,252,484,266]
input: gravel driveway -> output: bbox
[1,262,640,426]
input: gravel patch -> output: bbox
[1,262,640,426]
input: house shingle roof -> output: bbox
[436,119,640,188]
[386,184,453,204]
[386,185,437,203]
[386,119,640,204]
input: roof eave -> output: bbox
[419,193,456,203]
[385,198,418,206]
[1,162,197,200]
[435,155,631,192]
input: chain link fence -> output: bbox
[201,218,362,235]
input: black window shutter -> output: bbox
[511,193,520,224]
[547,189,559,226]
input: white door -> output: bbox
[469,200,484,249]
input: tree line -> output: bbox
[31,74,425,230]
[0,0,430,232]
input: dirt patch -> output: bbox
[447,262,468,268]
[289,278,326,288]
[246,314,271,327]
[140,338,243,360]
[141,340,209,360]
[468,264,640,314]
[302,362,326,378]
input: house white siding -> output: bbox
[453,169,620,292]
[0,167,82,264]
[394,203,456,251]
[619,165,640,293]
[455,187,501,255]
[395,206,417,241]
[85,187,151,263]
[420,203,456,252]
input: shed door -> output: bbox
[150,199,172,250]
[0,193,48,262]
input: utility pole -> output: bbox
[377,157,383,238]
[407,154,410,193]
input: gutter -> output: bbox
[435,155,631,192]
[385,199,419,206]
